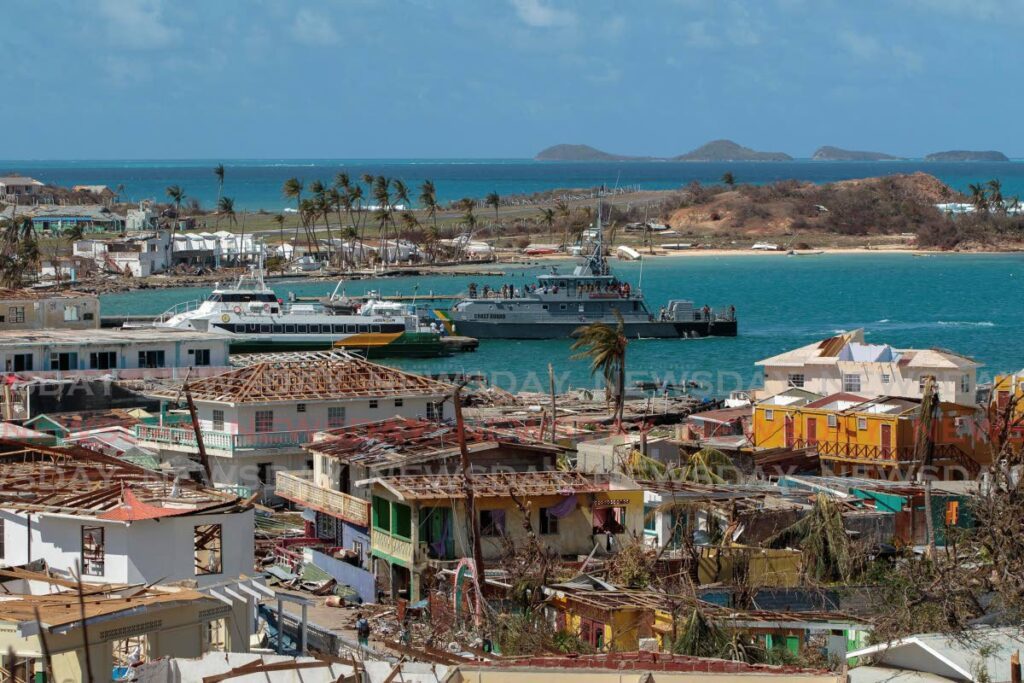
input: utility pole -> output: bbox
[453,385,485,584]
[914,375,939,556]
[548,363,557,444]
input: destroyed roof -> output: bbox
[305,417,560,468]
[25,408,142,433]
[0,288,95,300]
[803,393,871,410]
[147,355,452,404]
[756,329,980,369]
[485,651,829,675]
[0,440,249,517]
[756,388,824,407]
[364,470,622,501]
[0,568,213,631]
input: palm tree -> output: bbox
[485,191,501,221]
[165,185,186,231]
[282,177,304,251]
[764,493,853,582]
[540,208,555,245]
[968,183,988,214]
[372,176,393,262]
[988,179,1004,213]
[571,311,628,426]
[393,179,411,211]
[216,196,237,229]
[214,163,225,202]
[115,183,126,204]
[419,180,439,246]
[721,171,736,188]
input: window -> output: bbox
[89,351,117,370]
[394,398,403,407]
[297,403,307,413]
[328,406,346,429]
[480,509,506,537]
[426,401,443,421]
[254,410,274,433]
[881,373,891,384]
[580,617,605,649]
[764,409,775,422]
[257,463,271,485]
[372,496,391,531]
[369,399,378,409]
[191,348,211,366]
[138,350,165,368]
[539,507,559,535]
[81,526,105,576]
[961,375,971,394]
[393,503,412,539]
[212,409,225,432]
[787,373,805,388]
[843,374,861,392]
[857,417,868,431]
[194,524,222,575]
[8,307,25,324]
[63,304,79,321]
[827,414,838,428]
[11,353,32,371]
[49,352,78,371]
[204,618,227,653]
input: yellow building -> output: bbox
[362,470,644,602]
[991,372,1024,451]
[0,567,241,682]
[754,392,986,478]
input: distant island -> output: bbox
[535,139,791,162]
[534,144,648,161]
[812,146,904,161]
[924,150,1009,162]
[673,139,792,162]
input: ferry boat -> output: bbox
[443,212,737,339]
[154,269,446,358]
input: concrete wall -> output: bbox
[0,335,230,374]
[304,547,375,603]
[763,363,975,405]
[0,295,100,331]
[0,508,254,589]
[198,397,450,435]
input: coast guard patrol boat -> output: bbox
[444,212,737,339]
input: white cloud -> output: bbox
[97,0,178,49]
[838,30,882,61]
[838,30,925,74]
[509,0,577,28]
[289,8,340,46]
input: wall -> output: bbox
[0,508,254,589]
[0,335,229,375]
[763,363,974,405]
[304,547,375,603]
[0,295,100,331]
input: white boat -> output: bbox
[724,390,752,408]
[662,243,694,250]
[616,245,642,260]
[751,242,781,251]
[154,268,445,357]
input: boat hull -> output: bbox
[450,319,737,339]
[227,332,448,358]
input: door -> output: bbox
[880,423,892,458]
[806,417,817,446]
[784,416,795,448]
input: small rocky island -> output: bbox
[673,139,792,161]
[534,144,647,161]
[812,145,903,161]
[924,150,1009,161]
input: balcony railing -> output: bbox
[275,470,369,527]
[372,530,414,566]
[135,424,317,455]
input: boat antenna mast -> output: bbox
[578,202,608,277]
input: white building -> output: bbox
[0,442,262,650]
[75,232,172,276]
[172,231,265,267]
[756,329,979,405]
[0,175,44,202]
[127,200,160,231]
[0,327,230,378]
[136,353,453,497]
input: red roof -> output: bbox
[97,487,190,522]
[486,651,826,674]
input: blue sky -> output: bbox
[3,0,1020,159]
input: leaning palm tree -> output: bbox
[485,191,501,222]
[419,180,439,233]
[282,177,304,250]
[679,448,738,484]
[214,163,225,202]
[967,183,988,214]
[216,196,237,229]
[165,185,186,231]
[764,493,852,583]
[571,310,628,426]
[987,178,1004,213]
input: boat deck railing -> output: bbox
[155,298,204,323]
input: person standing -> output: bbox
[355,612,370,648]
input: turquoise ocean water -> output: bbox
[5,159,1024,210]
[101,253,1024,396]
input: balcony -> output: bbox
[135,424,318,456]
[372,530,414,566]
[275,470,369,527]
